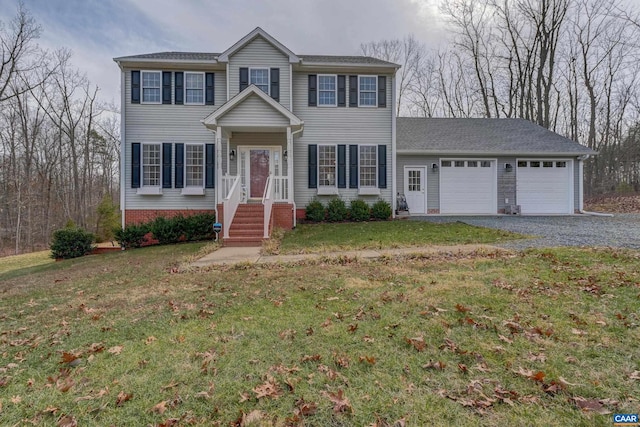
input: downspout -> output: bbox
[290,125,304,228]
[391,73,397,218]
[119,65,126,229]
[577,154,613,217]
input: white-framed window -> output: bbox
[142,71,161,104]
[318,145,337,187]
[142,143,161,187]
[318,75,337,106]
[184,72,204,105]
[359,145,377,187]
[185,144,204,187]
[250,68,269,94]
[358,76,377,107]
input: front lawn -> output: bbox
[276,220,523,254]
[1,243,638,426]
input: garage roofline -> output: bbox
[397,150,597,157]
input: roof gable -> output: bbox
[202,85,303,128]
[218,27,299,63]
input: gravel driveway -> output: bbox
[412,214,640,250]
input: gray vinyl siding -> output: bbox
[124,67,226,210]
[217,94,289,127]
[292,72,393,208]
[497,158,517,211]
[227,133,287,176]
[228,36,291,109]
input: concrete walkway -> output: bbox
[191,244,502,267]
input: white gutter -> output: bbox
[576,154,612,216]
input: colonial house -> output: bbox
[113,27,595,246]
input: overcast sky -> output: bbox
[0,0,449,105]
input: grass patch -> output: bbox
[0,244,638,425]
[276,220,522,254]
[0,250,53,275]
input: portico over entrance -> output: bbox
[202,85,303,242]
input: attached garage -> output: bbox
[440,159,497,214]
[516,160,573,214]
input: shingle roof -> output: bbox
[114,52,219,61]
[299,55,399,67]
[397,118,595,155]
[113,52,398,67]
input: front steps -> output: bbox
[224,204,267,247]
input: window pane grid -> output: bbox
[318,145,336,186]
[408,170,421,192]
[186,145,204,187]
[250,69,269,94]
[142,72,161,103]
[185,73,204,104]
[142,144,160,186]
[359,146,376,187]
[359,76,377,106]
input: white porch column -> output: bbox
[216,126,223,201]
[287,126,294,203]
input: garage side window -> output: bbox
[480,161,491,167]
[556,161,567,167]
[518,161,527,167]
[441,160,452,167]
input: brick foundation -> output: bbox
[272,204,294,230]
[124,209,216,225]
[296,208,306,220]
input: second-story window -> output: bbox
[318,75,337,106]
[142,71,161,104]
[358,76,377,107]
[185,72,204,105]
[250,68,269,94]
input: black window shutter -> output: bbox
[131,71,140,104]
[378,76,386,108]
[162,72,171,104]
[349,144,358,188]
[162,143,172,188]
[378,145,387,188]
[308,75,317,107]
[239,68,249,92]
[131,143,141,188]
[349,75,358,107]
[337,145,346,188]
[205,144,215,188]
[308,144,317,189]
[174,72,184,105]
[270,68,280,102]
[205,73,215,105]
[337,75,346,107]
[175,143,184,188]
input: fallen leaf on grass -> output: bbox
[294,397,318,416]
[405,335,426,352]
[43,406,59,414]
[570,396,614,414]
[60,352,79,364]
[359,355,376,365]
[11,395,21,404]
[571,328,587,336]
[455,303,471,313]
[151,400,167,414]
[243,410,265,424]
[57,414,77,427]
[57,377,75,392]
[498,334,513,344]
[323,389,353,414]
[116,391,132,406]
[107,346,123,355]
[253,375,281,399]
[630,371,640,380]
[423,360,446,370]
[145,336,157,345]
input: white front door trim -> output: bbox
[238,145,282,199]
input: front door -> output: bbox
[405,167,426,214]
[249,149,270,198]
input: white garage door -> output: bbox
[517,160,573,214]
[440,160,497,214]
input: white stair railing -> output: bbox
[272,175,288,201]
[262,175,274,238]
[223,176,242,239]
